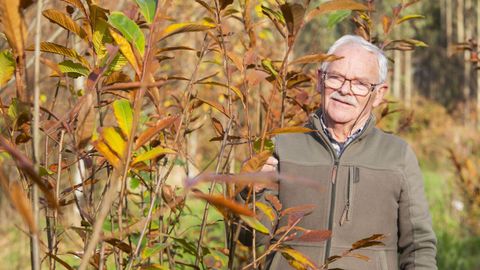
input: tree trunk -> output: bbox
[446,0,453,54]
[404,51,413,108]
[464,0,473,124]
[393,39,402,99]
[477,0,480,129]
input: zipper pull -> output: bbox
[331,161,339,184]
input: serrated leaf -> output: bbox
[134,0,157,23]
[131,146,176,165]
[305,0,370,23]
[43,9,87,40]
[240,214,270,234]
[58,60,90,78]
[35,42,90,67]
[289,53,342,66]
[396,14,424,25]
[92,16,110,63]
[109,11,145,56]
[255,201,276,222]
[113,99,133,139]
[241,150,271,173]
[267,126,314,136]
[106,54,128,73]
[109,28,140,73]
[159,22,215,40]
[0,49,15,85]
[60,0,88,17]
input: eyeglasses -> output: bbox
[321,71,380,97]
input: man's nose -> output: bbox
[338,80,352,95]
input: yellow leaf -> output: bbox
[109,28,140,74]
[102,127,127,159]
[34,42,90,68]
[279,247,318,270]
[93,139,122,169]
[131,146,176,165]
[239,215,270,234]
[0,0,27,57]
[255,201,276,222]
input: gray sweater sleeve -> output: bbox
[398,145,437,269]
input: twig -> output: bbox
[30,0,44,269]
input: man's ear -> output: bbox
[372,84,388,107]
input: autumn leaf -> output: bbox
[241,150,272,173]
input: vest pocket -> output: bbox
[377,250,389,270]
[340,166,359,226]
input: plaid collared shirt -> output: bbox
[319,113,364,157]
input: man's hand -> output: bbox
[261,156,278,172]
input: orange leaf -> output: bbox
[135,116,178,150]
[241,150,272,173]
[305,0,370,23]
[193,191,254,217]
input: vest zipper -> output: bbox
[340,167,355,226]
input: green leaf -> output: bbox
[132,146,176,165]
[239,215,270,234]
[261,58,278,77]
[134,0,157,24]
[108,11,145,56]
[58,60,90,78]
[141,243,164,259]
[92,17,111,63]
[396,14,424,25]
[327,10,351,28]
[113,99,133,139]
[130,178,140,189]
[106,54,128,73]
[253,138,274,153]
[0,49,15,85]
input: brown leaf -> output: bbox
[267,126,314,136]
[211,117,224,136]
[241,150,272,173]
[193,191,254,217]
[280,3,306,36]
[0,172,36,232]
[281,204,316,217]
[305,0,370,23]
[0,136,58,208]
[351,234,386,251]
[0,0,27,57]
[289,53,342,66]
[134,116,178,150]
[42,9,87,40]
[293,229,331,242]
[196,97,230,118]
[76,93,95,149]
[104,237,132,253]
[265,193,282,211]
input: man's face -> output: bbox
[321,44,387,126]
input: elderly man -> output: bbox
[246,35,437,269]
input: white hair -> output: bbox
[321,35,388,83]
